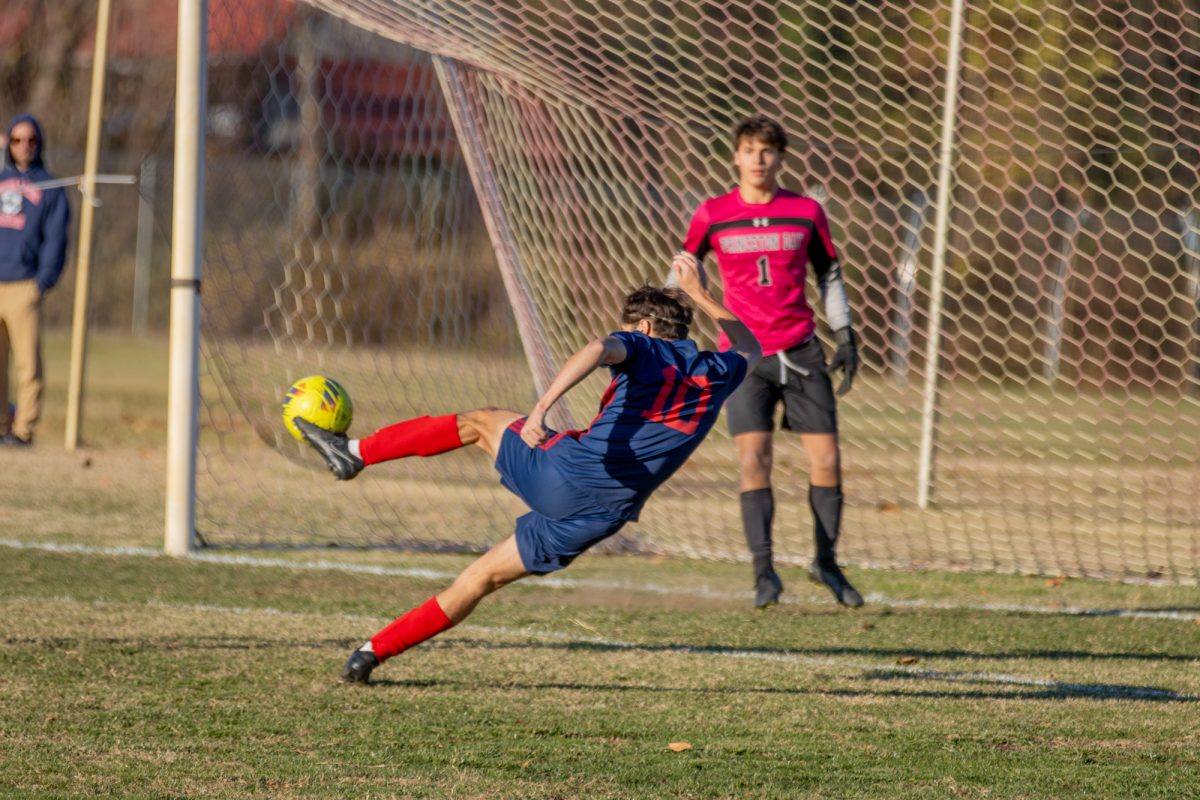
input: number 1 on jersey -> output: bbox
[756,255,772,286]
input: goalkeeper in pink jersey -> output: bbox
[677,114,864,609]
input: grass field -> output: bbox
[2,332,1198,798]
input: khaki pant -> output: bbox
[0,279,43,441]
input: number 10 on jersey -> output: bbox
[642,367,713,434]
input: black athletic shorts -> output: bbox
[726,336,838,435]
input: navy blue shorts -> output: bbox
[494,423,627,574]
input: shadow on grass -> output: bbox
[858,669,1194,703]
[441,636,1200,664]
[369,674,1195,704]
[10,634,1191,704]
[11,634,1197,665]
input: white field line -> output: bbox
[2,537,1198,623]
[3,592,1195,703]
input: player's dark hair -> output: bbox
[733,114,788,152]
[621,285,693,341]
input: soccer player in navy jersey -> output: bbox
[677,114,864,609]
[296,257,761,683]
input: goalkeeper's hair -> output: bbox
[622,285,693,341]
[733,114,788,152]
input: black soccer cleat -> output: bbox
[754,570,784,610]
[810,560,864,608]
[295,418,364,481]
[341,649,380,684]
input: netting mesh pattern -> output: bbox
[198,0,1200,581]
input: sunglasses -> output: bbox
[9,137,37,145]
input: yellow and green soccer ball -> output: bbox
[281,375,353,441]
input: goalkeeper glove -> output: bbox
[829,327,858,396]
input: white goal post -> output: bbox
[164,0,207,556]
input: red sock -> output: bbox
[370,596,455,661]
[358,414,462,465]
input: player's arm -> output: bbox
[521,336,628,447]
[810,205,858,396]
[666,204,711,289]
[671,252,762,370]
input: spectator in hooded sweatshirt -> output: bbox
[0,114,70,447]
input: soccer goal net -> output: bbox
[192,0,1200,581]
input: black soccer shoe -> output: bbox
[754,570,784,610]
[809,560,864,608]
[295,418,363,481]
[342,649,379,684]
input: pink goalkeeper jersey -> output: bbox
[683,188,838,356]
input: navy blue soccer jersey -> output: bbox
[541,330,748,521]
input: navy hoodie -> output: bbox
[0,114,70,291]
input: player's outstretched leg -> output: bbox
[295,418,364,480]
[341,595,451,685]
[341,535,528,684]
[298,412,470,481]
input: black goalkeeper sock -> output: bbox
[810,484,844,567]
[740,488,775,578]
